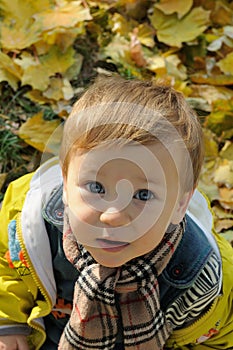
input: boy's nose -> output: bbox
[100,207,131,227]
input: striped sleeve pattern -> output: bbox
[165,251,221,328]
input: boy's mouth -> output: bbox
[97,238,129,252]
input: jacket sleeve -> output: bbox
[0,173,37,335]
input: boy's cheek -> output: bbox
[170,191,193,224]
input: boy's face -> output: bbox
[63,142,191,267]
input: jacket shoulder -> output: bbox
[0,172,35,251]
[159,214,215,310]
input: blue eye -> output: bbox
[86,181,105,194]
[134,189,155,201]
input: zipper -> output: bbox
[16,213,52,348]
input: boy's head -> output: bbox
[59,76,204,267]
[60,75,203,189]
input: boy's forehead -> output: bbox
[70,142,182,182]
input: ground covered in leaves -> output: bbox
[0,0,232,241]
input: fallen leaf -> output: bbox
[64,53,83,80]
[137,23,155,48]
[14,52,38,71]
[215,218,233,233]
[212,204,233,219]
[18,111,62,153]
[124,0,149,20]
[214,160,233,188]
[199,158,221,202]
[165,54,187,80]
[190,84,233,105]
[207,37,224,51]
[149,6,210,47]
[42,28,84,50]
[130,29,147,67]
[205,99,233,137]
[217,51,233,75]
[102,34,143,78]
[190,73,233,85]
[110,13,134,36]
[42,76,74,101]
[0,51,22,79]
[25,90,52,105]
[186,97,211,112]
[1,21,41,51]
[0,69,19,90]
[0,0,51,50]
[219,187,233,210]
[21,46,75,91]
[0,50,22,89]
[210,0,233,26]
[0,173,7,191]
[33,1,92,31]
[198,181,219,203]
[203,129,219,158]
[224,25,233,39]
[220,141,233,161]
[154,0,193,19]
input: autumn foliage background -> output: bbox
[0,0,232,241]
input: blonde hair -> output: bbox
[60,75,203,190]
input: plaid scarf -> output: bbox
[58,210,185,350]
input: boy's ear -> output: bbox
[171,190,193,225]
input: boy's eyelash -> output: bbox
[84,182,155,201]
[85,181,105,194]
[133,189,155,201]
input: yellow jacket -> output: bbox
[0,157,233,349]
[0,158,61,349]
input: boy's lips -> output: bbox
[97,239,129,252]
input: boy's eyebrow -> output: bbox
[133,175,162,186]
[78,165,163,185]
[80,170,161,186]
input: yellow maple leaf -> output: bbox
[154,0,193,19]
[14,52,37,71]
[25,90,51,105]
[42,28,83,50]
[21,46,75,91]
[165,54,187,80]
[102,34,144,78]
[0,50,22,89]
[191,85,233,105]
[214,160,233,188]
[217,52,233,75]
[34,0,92,31]
[43,77,74,101]
[0,51,22,78]
[0,0,51,50]
[149,7,210,47]
[147,55,166,75]
[190,73,233,86]
[0,69,19,90]
[18,111,62,153]
[103,34,131,66]
[1,21,41,50]
[219,187,233,210]
[137,23,155,48]
[110,13,134,36]
[203,129,219,158]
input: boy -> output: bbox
[0,76,233,350]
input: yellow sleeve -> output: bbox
[0,173,37,327]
